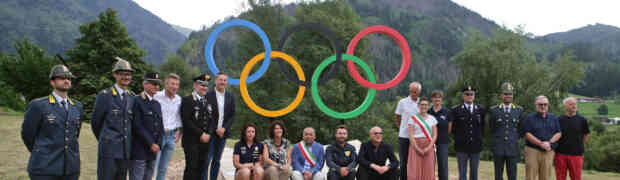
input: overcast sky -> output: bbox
[133,0,620,36]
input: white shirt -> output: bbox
[465,103,474,113]
[114,84,126,100]
[52,91,68,109]
[215,90,226,129]
[408,114,438,138]
[192,91,202,101]
[144,92,153,101]
[154,90,182,131]
[395,96,419,138]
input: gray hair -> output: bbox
[369,126,381,134]
[563,97,577,105]
[535,95,548,103]
[409,81,422,90]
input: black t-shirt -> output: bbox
[233,141,264,164]
[556,114,590,155]
[429,106,450,144]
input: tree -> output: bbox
[449,27,585,161]
[159,55,201,95]
[449,28,584,114]
[66,8,154,120]
[598,103,609,115]
[222,0,373,144]
[0,40,57,103]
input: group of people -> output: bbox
[394,82,590,180]
[21,58,235,180]
[20,57,590,180]
[232,121,400,180]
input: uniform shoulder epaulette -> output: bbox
[490,105,499,109]
[99,89,109,94]
[451,104,461,109]
[128,90,136,96]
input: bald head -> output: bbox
[303,127,316,145]
[369,126,383,144]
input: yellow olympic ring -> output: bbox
[239,51,306,117]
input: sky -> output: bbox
[133,0,620,36]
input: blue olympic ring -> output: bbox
[204,19,272,85]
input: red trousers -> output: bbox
[554,153,583,180]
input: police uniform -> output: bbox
[181,74,215,180]
[91,58,136,180]
[129,72,164,180]
[450,86,486,180]
[489,83,523,180]
[21,65,83,180]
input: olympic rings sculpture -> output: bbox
[205,19,412,118]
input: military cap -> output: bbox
[144,72,161,84]
[193,74,211,86]
[501,82,514,94]
[112,57,134,72]
[49,64,76,80]
[462,85,476,93]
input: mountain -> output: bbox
[535,23,620,63]
[172,24,194,37]
[0,0,186,65]
[533,23,620,97]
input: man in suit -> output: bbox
[449,86,486,180]
[489,83,524,180]
[92,57,136,180]
[21,65,83,180]
[129,72,164,180]
[205,72,236,180]
[181,74,214,180]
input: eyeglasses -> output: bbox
[117,72,132,77]
[464,93,475,96]
[536,103,548,107]
[373,132,383,135]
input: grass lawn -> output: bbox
[0,114,186,180]
[2,113,620,179]
[576,101,620,118]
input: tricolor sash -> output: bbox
[298,142,317,167]
[412,114,433,142]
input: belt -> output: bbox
[164,128,179,135]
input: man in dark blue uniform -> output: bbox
[488,83,524,180]
[449,86,486,180]
[181,74,214,180]
[129,72,164,180]
[92,57,136,180]
[21,65,83,180]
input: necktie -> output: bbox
[61,101,68,112]
[504,106,509,113]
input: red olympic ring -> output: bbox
[346,26,412,90]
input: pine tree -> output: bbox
[66,8,154,120]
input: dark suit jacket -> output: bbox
[21,94,83,175]
[181,94,215,147]
[205,90,235,138]
[131,92,164,160]
[450,103,486,153]
[91,86,135,159]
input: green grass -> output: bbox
[0,114,186,180]
[576,101,620,118]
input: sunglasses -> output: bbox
[537,103,549,107]
[373,132,383,135]
[464,93,475,96]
